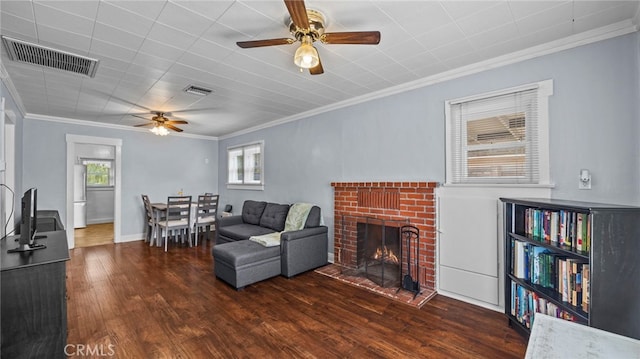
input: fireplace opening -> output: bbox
[356,219,404,288]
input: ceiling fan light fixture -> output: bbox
[150,124,169,136]
[294,36,319,69]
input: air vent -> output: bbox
[1,36,99,78]
[184,85,213,96]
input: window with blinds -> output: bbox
[446,81,552,185]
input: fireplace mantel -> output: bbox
[331,182,438,291]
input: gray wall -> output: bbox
[218,33,640,249]
[21,119,218,237]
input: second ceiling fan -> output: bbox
[236,0,381,75]
[133,112,188,135]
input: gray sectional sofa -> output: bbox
[212,200,328,289]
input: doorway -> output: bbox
[65,135,122,249]
[74,152,116,247]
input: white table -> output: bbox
[525,314,640,359]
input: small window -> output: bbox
[446,80,552,185]
[83,159,114,187]
[227,141,264,190]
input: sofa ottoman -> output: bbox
[212,240,281,289]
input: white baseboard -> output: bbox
[327,252,334,263]
[87,218,114,225]
[117,233,145,243]
[437,289,503,313]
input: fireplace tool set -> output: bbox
[397,225,421,299]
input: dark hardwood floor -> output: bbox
[66,239,527,358]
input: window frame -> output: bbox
[445,80,552,186]
[226,141,265,190]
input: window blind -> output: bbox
[449,88,539,184]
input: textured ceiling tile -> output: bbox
[155,1,215,36]
[1,11,37,39]
[2,1,34,20]
[96,2,155,37]
[146,22,197,51]
[455,2,515,36]
[92,22,145,51]
[35,0,100,19]
[32,2,95,35]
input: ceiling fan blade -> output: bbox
[164,120,188,125]
[322,31,381,45]
[237,38,294,48]
[309,55,324,75]
[134,123,154,127]
[132,114,151,121]
[165,124,183,132]
[284,0,310,31]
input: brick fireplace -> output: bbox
[331,182,438,293]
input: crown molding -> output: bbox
[221,19,638,140]
[25,113,218,141]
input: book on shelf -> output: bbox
[576,214,584,252]
[550,211,559,245]
[530,246,547,286]
[514,240,527,279]
[571,260,583,307]
[567,212,575,249]
[582,264,590,313]
[559,210,567,246]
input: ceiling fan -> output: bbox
[236,0,381,75]
[133,112,188,136]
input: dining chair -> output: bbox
[141,194,156,244]
[193,194,219,246]
[157,195,192,252]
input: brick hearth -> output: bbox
[331,182,438,292]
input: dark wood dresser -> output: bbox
[1,229,70,358]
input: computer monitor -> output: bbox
[7,188,46,253]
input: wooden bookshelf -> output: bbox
[501,198,640,340]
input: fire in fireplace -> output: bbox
[356,219,406,288]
